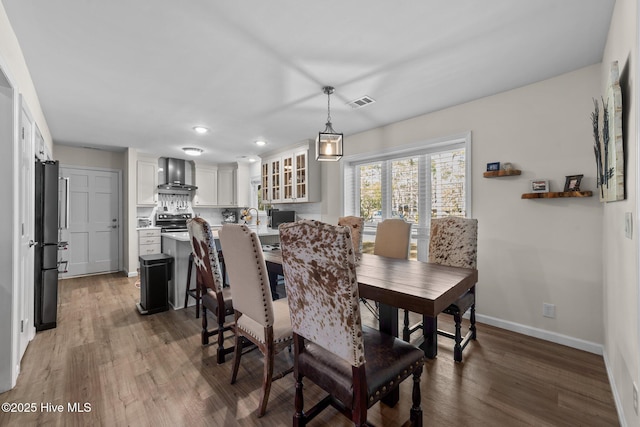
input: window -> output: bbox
[344,133,471,261]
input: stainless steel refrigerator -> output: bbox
[34,159,60,331]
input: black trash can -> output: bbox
[137,253,173,315]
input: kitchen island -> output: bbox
[161,225,280,310]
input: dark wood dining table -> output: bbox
[262,251,478,406]
[262,251,478,359]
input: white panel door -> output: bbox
[61,167,119,276]
[18,103,34,361]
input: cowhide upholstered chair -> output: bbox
[337,215,364,254]
[187,217,234,364]
[217,224,293,418]
[404,216,478,362]
[279,219,424,427]
[338,216,377,318]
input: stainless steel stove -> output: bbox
[156,213,192,233]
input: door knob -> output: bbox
[29,240,38,247]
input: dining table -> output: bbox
[263,251,478,357]
[262,250,478,405]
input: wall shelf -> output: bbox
[521,191,593,199]
[483,169,522,178]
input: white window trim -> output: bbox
[342,131,472,217]
[341,131,472,262]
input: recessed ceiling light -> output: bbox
[249,158,256,163]
[255,140,266,146]
[182,147,203,156]
[193,126,209,134]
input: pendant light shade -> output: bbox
[316,86,343,161]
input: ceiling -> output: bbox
[3,0,614,164]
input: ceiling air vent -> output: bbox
[347,95,376,109]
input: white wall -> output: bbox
[601,0,639,425]
[0,2,52,392]
[322,64,604,347]
[53,144,125,170]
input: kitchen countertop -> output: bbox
[136,226,161,231]
[161,225,280,242]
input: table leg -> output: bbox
[422,314,438,359]
[265,261,281,300]
[378,302,400,407]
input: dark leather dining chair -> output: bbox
[279,219,424,426]
[218,224,293,417]
[186,217,234,364]
[404,216,478,362]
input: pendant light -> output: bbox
[316,86,343,161]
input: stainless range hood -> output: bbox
[158,158,197,190]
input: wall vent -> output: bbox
[347,95,376,109]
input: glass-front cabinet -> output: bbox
[282,150,307,202]
[270,158,281,202]
[260,140,319,204]
[261,162,270,204]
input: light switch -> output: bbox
[625,212,633,239]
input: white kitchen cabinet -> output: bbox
[137,159,157,206]
[217,166,237,206]
[138,228,161,256]
[261,141,319,204]
[194,164,218,207]
[263,156,282,203]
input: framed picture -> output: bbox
[487,162,500,172]
[531,179,549,193]
[563,174,583,192]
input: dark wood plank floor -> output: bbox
[0,273,619,426]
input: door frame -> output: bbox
[0,51,21,392]
[59,164,124,276]
[18,95,35,358]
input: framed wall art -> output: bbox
[531,179,549,193]
[486,162,500,172]
[563,174,583,192]
[592,60,624,202]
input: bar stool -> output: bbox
[183,253,200,317]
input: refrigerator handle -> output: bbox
[60,177,70,229]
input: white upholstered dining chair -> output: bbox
[217,223,293,417]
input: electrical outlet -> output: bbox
[633,382,638,415]
[543,303,556,318]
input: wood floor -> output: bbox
[0,273,619,426]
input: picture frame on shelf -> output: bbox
[531,179,549,193]
[563,174,583,192]
[487,162,500,171]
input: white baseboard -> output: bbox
[475,313,603,355]
[127,271,138,278]
[602,351,628,427]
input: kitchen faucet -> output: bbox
[242,208,260,226]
